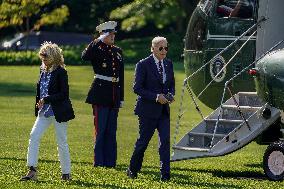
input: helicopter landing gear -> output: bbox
[263,141,284,181]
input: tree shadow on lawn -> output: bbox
[0,81,87,100]
[0,82,35,97]
[2,157,257,188]
[187,167,267,181]
[69,177,242,189]
[121,164,266,181]
[116,164,243,188]
[0,156,92,166]
[24,177,131,189]
[69,89,87,100]
[142,170,242,188]
[245,162,263,169]
[67,180,129,189]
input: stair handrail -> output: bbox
[172,80,187,148]
[172,79,205,148]
[183,28,257,146]
[200,29,257,134]
[209,39,284,149]
[226,85,251,131]
[173,17,266,148]
[196,30,257,99]
[183,17,266,83]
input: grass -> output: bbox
[0,65,282,189]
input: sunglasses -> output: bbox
[158,46,168,51]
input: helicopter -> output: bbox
[184,0,257,109]
[172,0,284,181]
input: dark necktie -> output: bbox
[158,61,163,82]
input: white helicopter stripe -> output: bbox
[207,33,257,41]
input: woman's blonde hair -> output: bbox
[38,41,65,70]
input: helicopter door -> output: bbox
[205,0,257,84]
[184,0,212,77]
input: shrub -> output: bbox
[0,46,85,66]
[0,34,184,65]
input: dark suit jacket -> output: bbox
[81,40,124,108]
[134,55,175,119]
[35,66,75,123]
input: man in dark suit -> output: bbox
[127,36,175,181]
[81,21,124,168]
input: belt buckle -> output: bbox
[112,77,117,82]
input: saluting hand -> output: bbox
[93,38,99,43]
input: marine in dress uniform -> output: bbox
[81,21,124,167]
[127,36,175,181]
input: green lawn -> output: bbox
[0,65,282,189]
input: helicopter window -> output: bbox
[185,16,206,51]
[200,0,213,15]
[216,0,255,18]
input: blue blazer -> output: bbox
[35,66,75,123]
[134,55,175,118]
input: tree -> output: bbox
[58,0,132,34]
[177,0,199,19]
[0,0,69,33]
[110,0,199,33]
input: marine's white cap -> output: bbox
[96,21,117,33]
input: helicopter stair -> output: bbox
[171,92,281,161]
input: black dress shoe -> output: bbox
[126,168,137,179]
[61,173,71,181]
[21,167,37,181]
[160,174,170,181]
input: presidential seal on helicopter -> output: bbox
[172,0,284,181]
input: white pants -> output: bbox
[27,115,71,174]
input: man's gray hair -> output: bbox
[151,36,167,52]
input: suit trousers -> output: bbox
[27,115,71,174]
[129,109,170,176]
[92,105,118,167]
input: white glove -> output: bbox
[98,32,110,41]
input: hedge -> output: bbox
[0,34,184,65]
[0,45,84,65]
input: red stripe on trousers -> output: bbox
[92,104,99,164]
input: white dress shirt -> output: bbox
[152,54,166,83]
[153,54,167,102]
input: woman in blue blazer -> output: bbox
[21,42,75,181]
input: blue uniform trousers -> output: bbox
[92,105,118,167]
[129,110,170,176]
